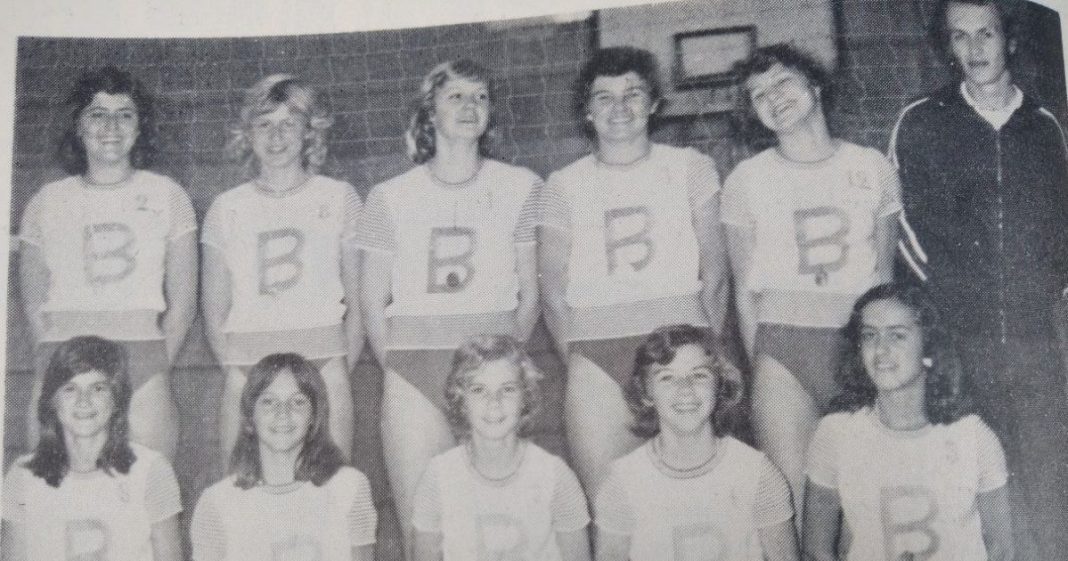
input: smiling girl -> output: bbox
[355,60,542,548]
[202,74,362,466]
[594,325,797,561]
[2,336,182,561]
[191,353,376,561]
[722,44,901,520]
[803,283,1013,561]
[411,335,590,561]
[18,67,197,460]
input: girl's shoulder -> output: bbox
[322,465,371,491]
[833,141,894,170]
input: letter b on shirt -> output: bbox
[672,522,727,561]
[604,206,654,274]
[258,228,305,295]
[427,227,477,293]
[83,223,136,285]
[66,519,108,561]
[880,485,939,561]
[272,535,323,561]
[793,207,850,285]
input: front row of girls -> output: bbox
[2,337,377,561]
[1,282,1013,561]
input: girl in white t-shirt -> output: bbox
[2,336,183,561]
[804,282,1013,561]
[595,325,797,561]
[538,46,728,498]
[722,44,900,520]
[412,335,590,561]
[203,74,362,466]
[191,353,377,561]
[19,67,198,460]
[355,60,542,547]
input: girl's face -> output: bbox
[860,298,927,394]
[78,92,139,168]
[746,62,821,134]
[462,359,524,443]
[253,370,313,454]
[53,369,116,439]
[645,344,717,436]
[249,104,308,172]
[431,77,490,145]
[587,71,657,145]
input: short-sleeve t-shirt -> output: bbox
[201,175,361,333]
[806,410,1007,561]
[18,171,196,315]
[191,466,376,561]
[595,437,792,561]
[352,160,541,318]
[721,142,901,327]
[411,442,589,561]
[1,443,182,561]
[538,144,719,340]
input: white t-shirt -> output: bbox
[595,437,792,561]
[806,410,1008,561]
[19,171,196,314]
[721,142,902,327]
[411,442,590,561]
[1,443,182,561]
[539,144,719,340]
[191,466,376,561]
[353,160,540,318]
[201,175,361,333]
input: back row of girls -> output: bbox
[2,283,1014,561]
[12,1,1066,557]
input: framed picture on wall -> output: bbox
[673,25,756,89]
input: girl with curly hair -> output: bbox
[410,335,589,561]
[803,282,1013,561]
[595,325,797,561]
[192,353,376,561]
[202,74,363,466]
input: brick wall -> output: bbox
[5,0,1066,524]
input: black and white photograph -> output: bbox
[2,0,1067,560]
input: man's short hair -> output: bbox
[930,0,1022,57]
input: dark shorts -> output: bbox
[754,323,845,412]
[35,339,169,391]
[570,335,650,389]
[383,349,456,412]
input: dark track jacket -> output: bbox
[891,84,1068,341]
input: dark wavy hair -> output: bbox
[56,66,158,175]
[831,282,974,424]
[26,336,135,487]
[229,353,346,489]
[625,325,744,438]
[443,335,543,440]
[405,59,497,164]
[573,46,664,140]
[732,43,834,148]
[931,0,1022,64]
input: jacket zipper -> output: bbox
[996,132,1007,344]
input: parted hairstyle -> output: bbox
[832,282,975,424]
[573,46,663,140]
[26,336,135,487]
[931,0,1022,62]
[405,59,497,164]
[625,325,745,438]
[444,335,543,439]
[57,66,158,175]
[229,353,345,489]
[229,74,334,176]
